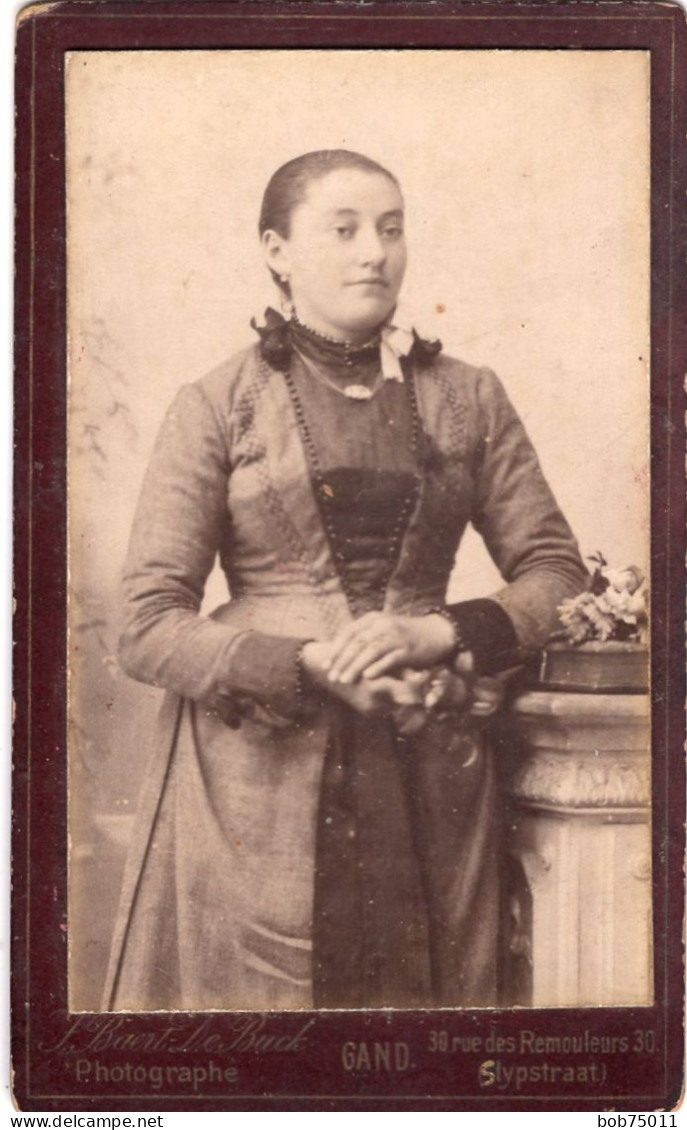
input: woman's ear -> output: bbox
[262,229,291,285]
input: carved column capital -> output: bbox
[507,691,650,816]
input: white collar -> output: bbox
[379,306,417,381]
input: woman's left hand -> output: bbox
[324,611,457,685]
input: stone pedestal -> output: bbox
[503,690,651,1008]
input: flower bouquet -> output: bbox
[534,553,649,692]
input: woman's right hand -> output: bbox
[301,640,423,717]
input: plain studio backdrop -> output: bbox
[65,49,650,1009]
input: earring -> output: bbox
[280,294,295,318]
[279,274,289,283]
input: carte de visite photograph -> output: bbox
[66,47,651,1014]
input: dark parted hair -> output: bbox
[259,150,402,295]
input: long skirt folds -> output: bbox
[105,695,499,1011]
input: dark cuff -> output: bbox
[444,598,521,675]
[222,632,312,718]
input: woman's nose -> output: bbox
[356,228,386,265]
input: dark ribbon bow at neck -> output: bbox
[251,307,442,372]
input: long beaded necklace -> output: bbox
[283,355,423,617]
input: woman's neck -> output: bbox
[292,309,382,350]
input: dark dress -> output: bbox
[103,315,586,1011]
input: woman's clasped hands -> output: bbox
[324,610,457,685]
[301,611,505,728]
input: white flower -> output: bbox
[601,565,644,594]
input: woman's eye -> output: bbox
[334,225,354,239]
[382,226,404,240]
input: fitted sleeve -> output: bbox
[446,368,587,670]
[118,383,307,717]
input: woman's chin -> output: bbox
[335,302,396,339]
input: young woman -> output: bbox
[104,150,586,1011]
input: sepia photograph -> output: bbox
[65,47,652,1017]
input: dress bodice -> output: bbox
[286,322,421,615]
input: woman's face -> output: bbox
[263,168,407,342]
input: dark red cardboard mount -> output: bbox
[12,0,687,1113]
